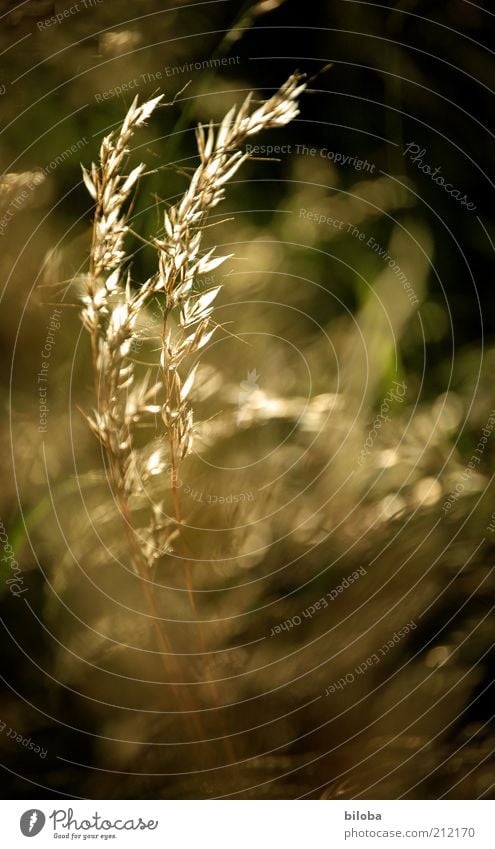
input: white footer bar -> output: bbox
[3,800,493,848]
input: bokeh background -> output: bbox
[1,0,494,799]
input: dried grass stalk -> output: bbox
[79,75,305,672]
